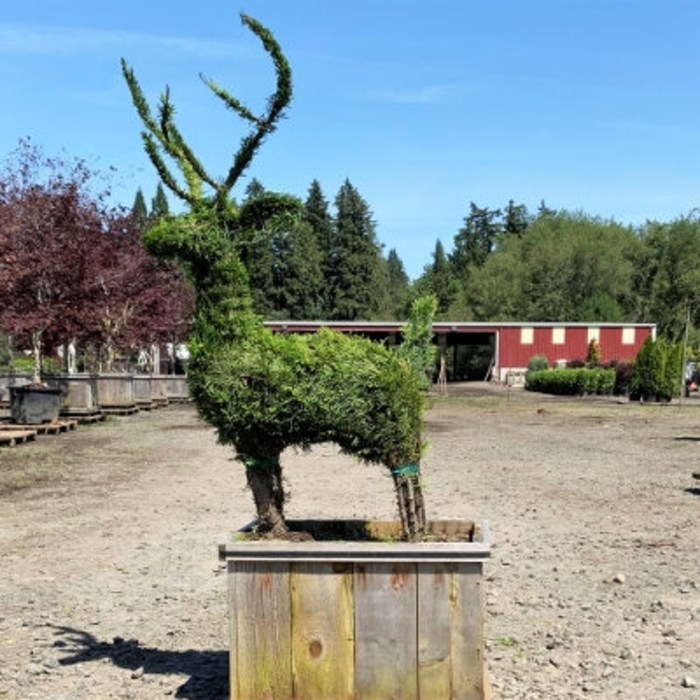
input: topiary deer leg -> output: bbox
[245,456,288,537]
[391,463,426,541]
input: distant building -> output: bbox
[264,320,656,383]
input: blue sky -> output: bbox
[1,1,700,279]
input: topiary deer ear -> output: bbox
[237,193,303,233]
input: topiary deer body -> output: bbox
[122,14,430,539]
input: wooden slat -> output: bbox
[227,562,239,700]
[232,561,293,700]
[418,563,452,699]
[354,562,418,700]
[0,430,37,446]
[451,562,485,700]
[290,562,354,700]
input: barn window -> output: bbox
[622,327,635,345]
[552,327,565,344]
[587,327,599,343]
[521,326,534,344]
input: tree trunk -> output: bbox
[245,457,288,537]
[31,330,42,386]
[392,464,426,541]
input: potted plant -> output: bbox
[123,14,489,699]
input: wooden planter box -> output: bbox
[219,519,490,700]
[0,372,31,408]
[9,385,63,425]
[133,375,154,410]
[163,375,189,402]
[44,374,101,418]
[149,375,170,408]
[95,374,137,414]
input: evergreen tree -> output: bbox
[245,177,266,200]
[303,180,335,318]
[131,188,148,232]
[386,248,410,319]
[413,239,460,317]
[537,199,556,218]
[449,202,502,287]
[150,182,170,220]
[274,219,325,319]
[237,188,291,317]
[503,199,530,237]
[332,179,390,320]
[634,214,700,340]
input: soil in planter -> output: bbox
[241,519,478,543]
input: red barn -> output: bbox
[264,320,656,383]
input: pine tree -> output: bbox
[131,188,148,233]
[332,179,390,320]
[245,177,266,200]
[413,240,460,316]
[303,180,335,318]
[537,199,556,218]
[503,199,530,237]
[450,202,503,284]
[274,219,325,319]
[150,182,170,220]
[386,248,410,319]
[237,185,285,317]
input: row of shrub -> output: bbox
[525,336,684,401]
[526,367,616,396]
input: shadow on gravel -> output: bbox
[684,487,700,497]
[51,625,228,700]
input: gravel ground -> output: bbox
[0,385,698,699]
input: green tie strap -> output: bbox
[245,456,280,471]
[391,463,420,476]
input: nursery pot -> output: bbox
[219,519,490,700]
[9,385,63,425]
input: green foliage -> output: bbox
[395,295,438,389]
[131,188,148,232]
[272,220,325,319]
[629,336,682,400]
[386,249,410,320]
[527,354,550,373]
[190,326,426,466]
[151,182,170,219]
[450,202,503,283]
[460,211,639,322]
[331,180,391,320]
[585,337,601,366]
[302,180,335,318]
[661,338,683,399]
[525,367,615,395]
[10,356,34,373]
[412,240,461,318]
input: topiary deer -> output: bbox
[122,14,434,540]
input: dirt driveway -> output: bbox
[0,385,698,699]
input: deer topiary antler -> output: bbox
[121,13,292,214]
